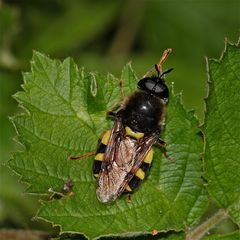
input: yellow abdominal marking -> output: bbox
[125,126,144,139]
[144,149,154,164]
[126,185,132,192]
[101,130,111,145]
[135,168,145,180]
[95,153,104,161]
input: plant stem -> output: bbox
[0,229,51,240]
[107,0,145,59]
[186,209,228,240]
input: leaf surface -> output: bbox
[10,52,207,239]
[204,42,240,225]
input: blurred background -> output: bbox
[0,0,239,238]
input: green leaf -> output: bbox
[204,41,240,225]
[9,52,207,239]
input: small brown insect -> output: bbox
[48,179,74,199]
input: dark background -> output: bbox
[0,0,239,237]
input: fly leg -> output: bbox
[119,79,125,102]
[156,138,173,161]
[107,78,125,118]
[107,110,116,119]
[68,150,96,160]
[157,138,167,148]
[127,193,132,203]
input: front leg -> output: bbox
[157,138,167,148]
[106,78,126,119]
[107,110,116,119]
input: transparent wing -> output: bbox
[96,118,159,203]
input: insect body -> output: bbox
[93,62,173,203]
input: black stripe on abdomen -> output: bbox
[93,159,102,175]
[128,175,142,190]
[140,162,151,172]
[96,141,106,153]
[93,141,107,177]
[125,162,151,192]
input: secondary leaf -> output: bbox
[204,41,240,225]
[10,52,207,239]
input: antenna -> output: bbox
[159,68,174,79]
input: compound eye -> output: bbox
[138,78,156,91]
[138,78,169,100]
[154,83,169,99]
